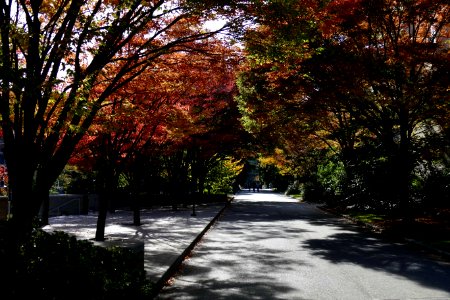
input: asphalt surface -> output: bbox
[157,190,450,299]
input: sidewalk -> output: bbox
[43,201,230,295]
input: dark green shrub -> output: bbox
[5,229,153,299]
[417,166,450,209]
[317,159,346,198]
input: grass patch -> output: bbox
[289,194,303,201]
[325,206,450,258]
[348,212,387,223]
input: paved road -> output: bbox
[157,190,450,299]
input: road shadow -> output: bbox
[159,195,313,299]
[160,192,450,298]
[302,230,450,293]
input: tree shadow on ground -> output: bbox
[302,231,450,293]
[160,194,450,298]
[159,236,309,299]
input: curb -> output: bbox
[150,197,233,298]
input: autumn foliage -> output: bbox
[237,0,450,213]
[67,33,246,235]
[0,0,248,238]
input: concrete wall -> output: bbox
[44,194,99,217]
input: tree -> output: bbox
[237,0,450,213]
[141,40,248,210]
[310,0,450,213]
[0,0,243,240]
[72,54,182,236]
[70,36,245,239]
[236,0,333,191]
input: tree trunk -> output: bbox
[397,108,413,221]
[95,166,117,241]
[95,191,108,241]
[132,192,141,226]
[95,176,110,241]
[36,186,50,226]
[397,145,412,220]
[5,131,73,236]
[8,165,39,242]
[41,196,50,226]
[36,164,66,225]
[9,187,36,242]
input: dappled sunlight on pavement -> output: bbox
[157,191,450,300]
[43,203,226,283]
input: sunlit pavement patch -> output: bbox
[43,204,226,283]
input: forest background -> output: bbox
[0,0,449,297]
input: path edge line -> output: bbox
[150,197,233,298]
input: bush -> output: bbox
[4,228,153,299]
[416,165,450,209]
[317,159,346,197]
[205,158,243,194]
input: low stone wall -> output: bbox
[1,193,230,220]
[0,194,100,220]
